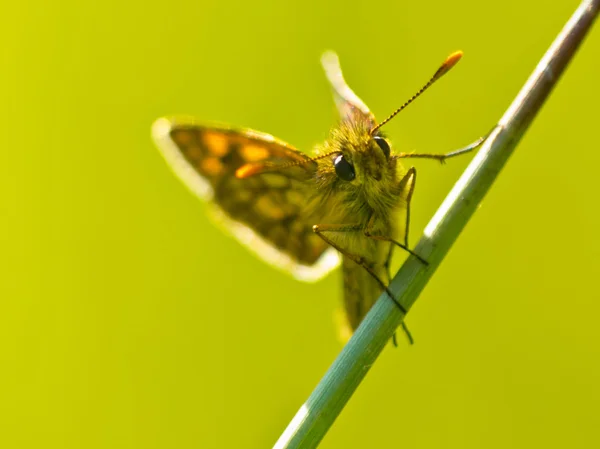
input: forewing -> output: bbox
[321,51,376,127]
[152,117,339,281]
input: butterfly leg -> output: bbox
[313,224,414,345]
[383,243,394,283]
[381,168,417,283]
[382,250,413,347]
[380,167,416,282]
[360,217,416,344]
[363,230,427,265]
[386,167,418,346]
[312,224,408,316]
[363,168,427,265]
[397,135,486,164]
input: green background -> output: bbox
[2,0,599,447]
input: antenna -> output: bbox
[235,151,338,179]
[369,51,463,135]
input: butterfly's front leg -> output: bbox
[363,168,427,265]
[382,167,417,282]
[313,223,414,345]
[312,223,407,316]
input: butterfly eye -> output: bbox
[333,154,355,181]
[373,136,391,158]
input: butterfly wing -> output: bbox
[152,117,339,281]
[321,51,376,127]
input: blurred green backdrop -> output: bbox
[2,0,599,448]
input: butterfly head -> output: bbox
[311,115,400,218]
[323,117,395,184]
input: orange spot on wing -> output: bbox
[202,131,229,156]
[240,144,270,162]
[236,163,264,178]
[200,157,224,176]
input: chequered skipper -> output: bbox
[152,50,482,343]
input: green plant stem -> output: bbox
[274,0,600,447]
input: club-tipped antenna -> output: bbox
[369,51,463,135]
[235,151,338,179]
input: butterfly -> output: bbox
[152,50,481,343]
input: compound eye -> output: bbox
[373,135,391,158]
[333,154,355,181]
